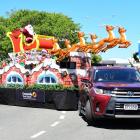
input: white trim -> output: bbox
[69,52,91,58]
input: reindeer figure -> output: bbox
[66,31,86,52]
[57,32,86,62]
[83,34,98,52]
[78,32,86,46]
[102,27,131,52]
[93,25,116,53]
[64,39,71,49]
[90,34,98,44]
[64,31,86,52]
[49,38,62,55]
[118,27,131,48]
[104,25,115,41]
[56,39,72,62]
[58,39,72,58]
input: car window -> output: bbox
[94,68,140,83]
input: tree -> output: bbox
[91,53,102,65]
[0,9,102,62]
[0,9,81,59]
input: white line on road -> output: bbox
[59,115,65,120]
[30,131,46,139]
[50,121,60,127]
[61,111,66,114]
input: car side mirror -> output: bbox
[81,78,93,87]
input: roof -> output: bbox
[92,66,135,70]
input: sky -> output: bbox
[1,0,140,60]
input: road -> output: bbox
[0,104,140,140]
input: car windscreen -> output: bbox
[94,68,140,83]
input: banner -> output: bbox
[16,89,45,103]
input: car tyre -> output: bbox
[85,100,93,124]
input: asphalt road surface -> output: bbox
[0,104,140,140]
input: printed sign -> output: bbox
[16,90,45,103]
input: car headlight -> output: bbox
[103,90,113,95]
[94,88,104,94]
[94,88,114,95]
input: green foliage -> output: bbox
[0,84,5,88]
[63,86,79,91]
[26,84,79,91]
[0,9,80,59]
[91,53,102,65]
[26,84,64,91]
[3,83,79,91]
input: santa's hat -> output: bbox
[25,24,35,36]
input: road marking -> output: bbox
[59,115,65,120]
[30,131,46,139]
[50,121,60,127]
[61,111,66,114]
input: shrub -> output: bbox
[1,84,79,91]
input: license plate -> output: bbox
[124,104,138,110]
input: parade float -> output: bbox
[0,24,131,110]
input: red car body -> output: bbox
[79,66,140,123]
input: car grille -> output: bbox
[105,90,140,117]
[115,110,140,115]
[105,94,140,117]
[113,91,140,98]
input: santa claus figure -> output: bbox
[21,24,35,43]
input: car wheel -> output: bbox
[85,100,93,123]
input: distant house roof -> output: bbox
[107,58,129,64]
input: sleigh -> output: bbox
[7,29,55,53]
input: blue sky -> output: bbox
[1,0,140,60]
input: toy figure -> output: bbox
[102,27,131,52]
[21,24,35,43]
[83,34,98,52]
[95,25,116,53]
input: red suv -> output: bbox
[79,66,140,123]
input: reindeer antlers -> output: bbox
[98,24,124,28]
